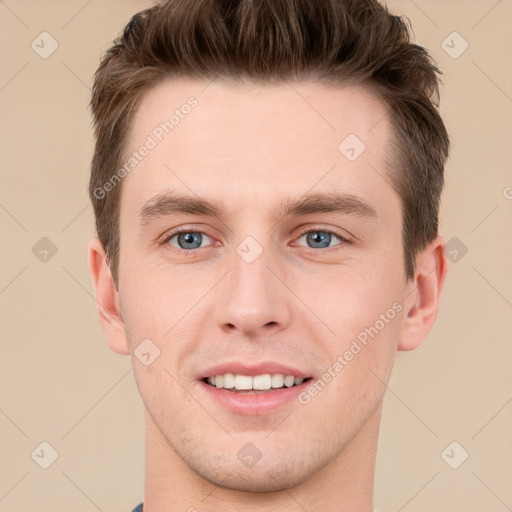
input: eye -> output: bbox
[295,229,347,249]
[160,227,349,252]
[163,230,214,250]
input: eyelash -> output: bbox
[160,226,351,252]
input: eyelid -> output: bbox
[160,224,352,251]
[159,225,216,246]
[293,224,352,243]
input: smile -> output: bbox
[203,373,312,392]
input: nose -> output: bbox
[214,241,292,337]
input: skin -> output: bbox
[88,78,447,512]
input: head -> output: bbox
[88,0,449,494]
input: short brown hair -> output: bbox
[89,0,449,286]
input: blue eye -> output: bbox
[166,231,213,250]
[296,230,344,249]
[162,228,347,252]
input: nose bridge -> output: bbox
[216,234,291,335]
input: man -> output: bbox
[87,0,449,510]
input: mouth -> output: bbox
[197,362,315,415]
[202,373,313,393]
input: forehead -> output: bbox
[122,78,396,220]
[129,77,390,153]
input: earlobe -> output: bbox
[397,235,448,351]
[87,238,130,355]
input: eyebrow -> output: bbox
[139,191,378,225]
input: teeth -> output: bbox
[223,373,235,389]
[271,374,284,388]
[235,375,252,390]
[283,375,295,387]
[253,374,271,390]
[206,373,307,391]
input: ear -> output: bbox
[87,238,130,355]
[397,235,448,351]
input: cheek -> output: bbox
[299,270,404,405]
[119,269,181,337]
[297,266,404,339]
[304,311,402,437]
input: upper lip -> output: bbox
[198,361,312,380]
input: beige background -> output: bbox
[0,1,511,511]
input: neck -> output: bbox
[143,403,382,512]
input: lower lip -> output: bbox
[198,380,312,416]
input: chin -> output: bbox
[193,459,314,493]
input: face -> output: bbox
[114,78,412,491]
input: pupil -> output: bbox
[179,232,201,249]
[308,231,330,248]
